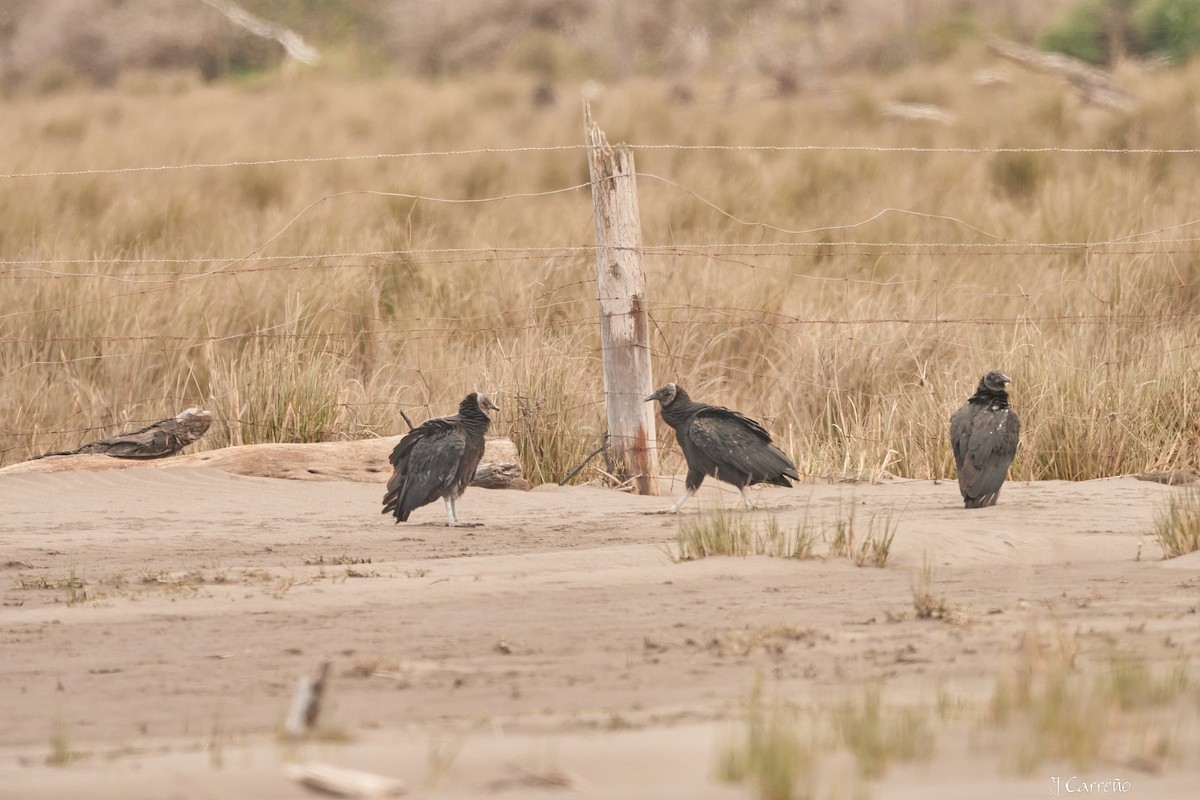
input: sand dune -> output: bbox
[2,461,1198,798]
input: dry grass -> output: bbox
[11,565,340,605]
[721,633,1197,797]
[762,514,823,560]
[674,508,756,560]
[719,680,936,799]
[912,553,950,619]
[705,625,819,659]
[3,54,1200,483]
[1153,487,1200,558]
[986,618,1196,774]
[15,568,86,605]
[831,686,936,779]
[672,509,826,561]
[47,724,73,767]
[827,503,897,568]
[718,682,816,800]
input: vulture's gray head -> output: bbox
[645,383,680,407]
[471,392,500,414]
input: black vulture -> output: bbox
[645,383,799,512]
[949,371,1020,508]
[382,392,499,526]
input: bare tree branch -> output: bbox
[199,0,320,66]
[987,36,1134,113]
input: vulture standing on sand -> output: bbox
[382,392,499,526]
[950,371,1020,508]
[646,383,799,512]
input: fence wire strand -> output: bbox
[3,140,1200,468]
[4,143,1200,180]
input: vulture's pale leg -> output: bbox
[669,487,696,513]
[738,486,753,511]
[445,496,481,527]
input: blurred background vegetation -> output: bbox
[3,0,1199,93]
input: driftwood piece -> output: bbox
[472,462,532,491]
[987,37,1134,113]
[2,435,529,489]
[972,67,1013,87]
[284,661,331,739]
[31,408,212,461]
[1135,469,1199,486]
[881,101,958,126]
[284,761,407,798]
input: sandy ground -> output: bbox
[2,464,1199,799]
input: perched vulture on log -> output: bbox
[646,383,799,512]
[31,408,212,460]
[382,392,499,526]
[950,371,1020,508]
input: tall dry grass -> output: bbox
[2,52,1199,483]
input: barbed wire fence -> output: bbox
[2,131,1198,475]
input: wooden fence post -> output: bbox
[583,100,659,495]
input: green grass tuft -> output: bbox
[674,510,827,562]
[760,514,823,561]
[718,681,815,800]
[832,686,936,779]
[675,508,756,560]
[1153,487,1200,559]
[911,553,948,619]
[48,724,73,766]
[986,620,1194,774]
[828,503,896,568]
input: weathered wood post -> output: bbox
[583,100,659,495]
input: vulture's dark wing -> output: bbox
[388,418,457,468]
[395,429,467,509]
[383,419,466,520]
[950,405,1020,504]
[689,409,798,485]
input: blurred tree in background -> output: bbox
[1043,0,1200,65]
[0,0,1072,91]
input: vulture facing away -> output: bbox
[950,371,1020,508]
[646,383,799,512]
[382,392,499,526]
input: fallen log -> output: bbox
[471,461,532,491]
[29,408,212,460]
[1134,469,1198,486]
[2,434,530,489]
